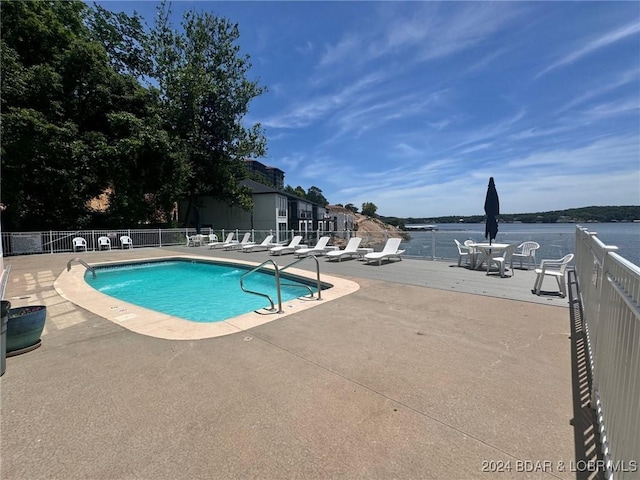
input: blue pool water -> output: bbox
[85,260,324,323]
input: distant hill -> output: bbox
[380,205,640,229]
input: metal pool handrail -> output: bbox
[240,259,283,313]
[66,258,96,279]
[279,255,323,301]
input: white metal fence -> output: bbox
[0,228,358,256]
[1,226,578,262]
[575,226,640,480]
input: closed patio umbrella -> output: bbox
[194,207,201,234]
[484,177,499,245]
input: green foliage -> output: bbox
[380,206,640,226]
[1,0,265,230]
[284,185,307,199]
[306,186,328,206]
[86,4,152,78]
[361,202,378,217]
[246,171,275,188]
[382,217,406,229]
[344,203,358,213]
[150,2,266,217]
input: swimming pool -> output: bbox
[85,259,327,323]
[55,254,360,340]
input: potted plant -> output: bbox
[7,305,47,355]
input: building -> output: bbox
[244,159,285,190]
[188,180,328,242]
[325,205,356,232]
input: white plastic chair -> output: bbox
[533,254,574,297]
[208,233,234,249]
[224,232,253,250]
[364,238,405,265]
[325,237,362,262]
[97,236,111,251]
[242,235,275,252]
[511,241,540,270]
[72,237,87,252]
[269,235,303,256]
[487,244,517,277]
[454,239,472,267]
[294,236,331,257]
[120,235,133,249]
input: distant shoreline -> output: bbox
[381,205,640,227]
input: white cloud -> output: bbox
[259,73,386,129]
[536,21,640,78]
[320,135,640,217]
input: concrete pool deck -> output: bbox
[1,247,601,479]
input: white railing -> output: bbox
[0,228,345,256]
[0,227,579,261]
[1,228,210,255]
[575,226,640,480]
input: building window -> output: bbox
[277,196,287,217]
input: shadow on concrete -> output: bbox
[567,270,604,480]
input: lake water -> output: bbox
[399,223,640,267]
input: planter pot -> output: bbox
[7,306,46,356]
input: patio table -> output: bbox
[467,243,512,270]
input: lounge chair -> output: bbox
[120,235,133,249]
[364,237,405,265]
[325,237,362,262]
[242,235,276,252]
[208,232,234,249]
[269,235,303,256]
[72,237,87,252]
[224,232,254,250]
[294,236,331,257]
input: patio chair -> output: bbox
[325,237,362,262]
[97,236,111,251]
[224,232,254,250]
[511,241,540,270]
[242,235,276,252]
[486,244,517,277]
[533,254,574,297]
[269,235,303,256]
[208,232,235,249]
[364,238,405,265]
[294,236,331,257]
[186,234,204,247]
[120,235,133,249]
[72,237,87,252]
[454,239,472,267]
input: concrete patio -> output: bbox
[1,247,601,479]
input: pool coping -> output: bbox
[54,254,360,340]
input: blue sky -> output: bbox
[97,1,640,218]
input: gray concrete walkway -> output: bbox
[1,248,583,479]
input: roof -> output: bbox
[239,179,282,194]
[327,205,356,214]
[240,179,326,208]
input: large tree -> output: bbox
[1,0,190,230]
[306,186,328,206]
[150,2,267,222]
